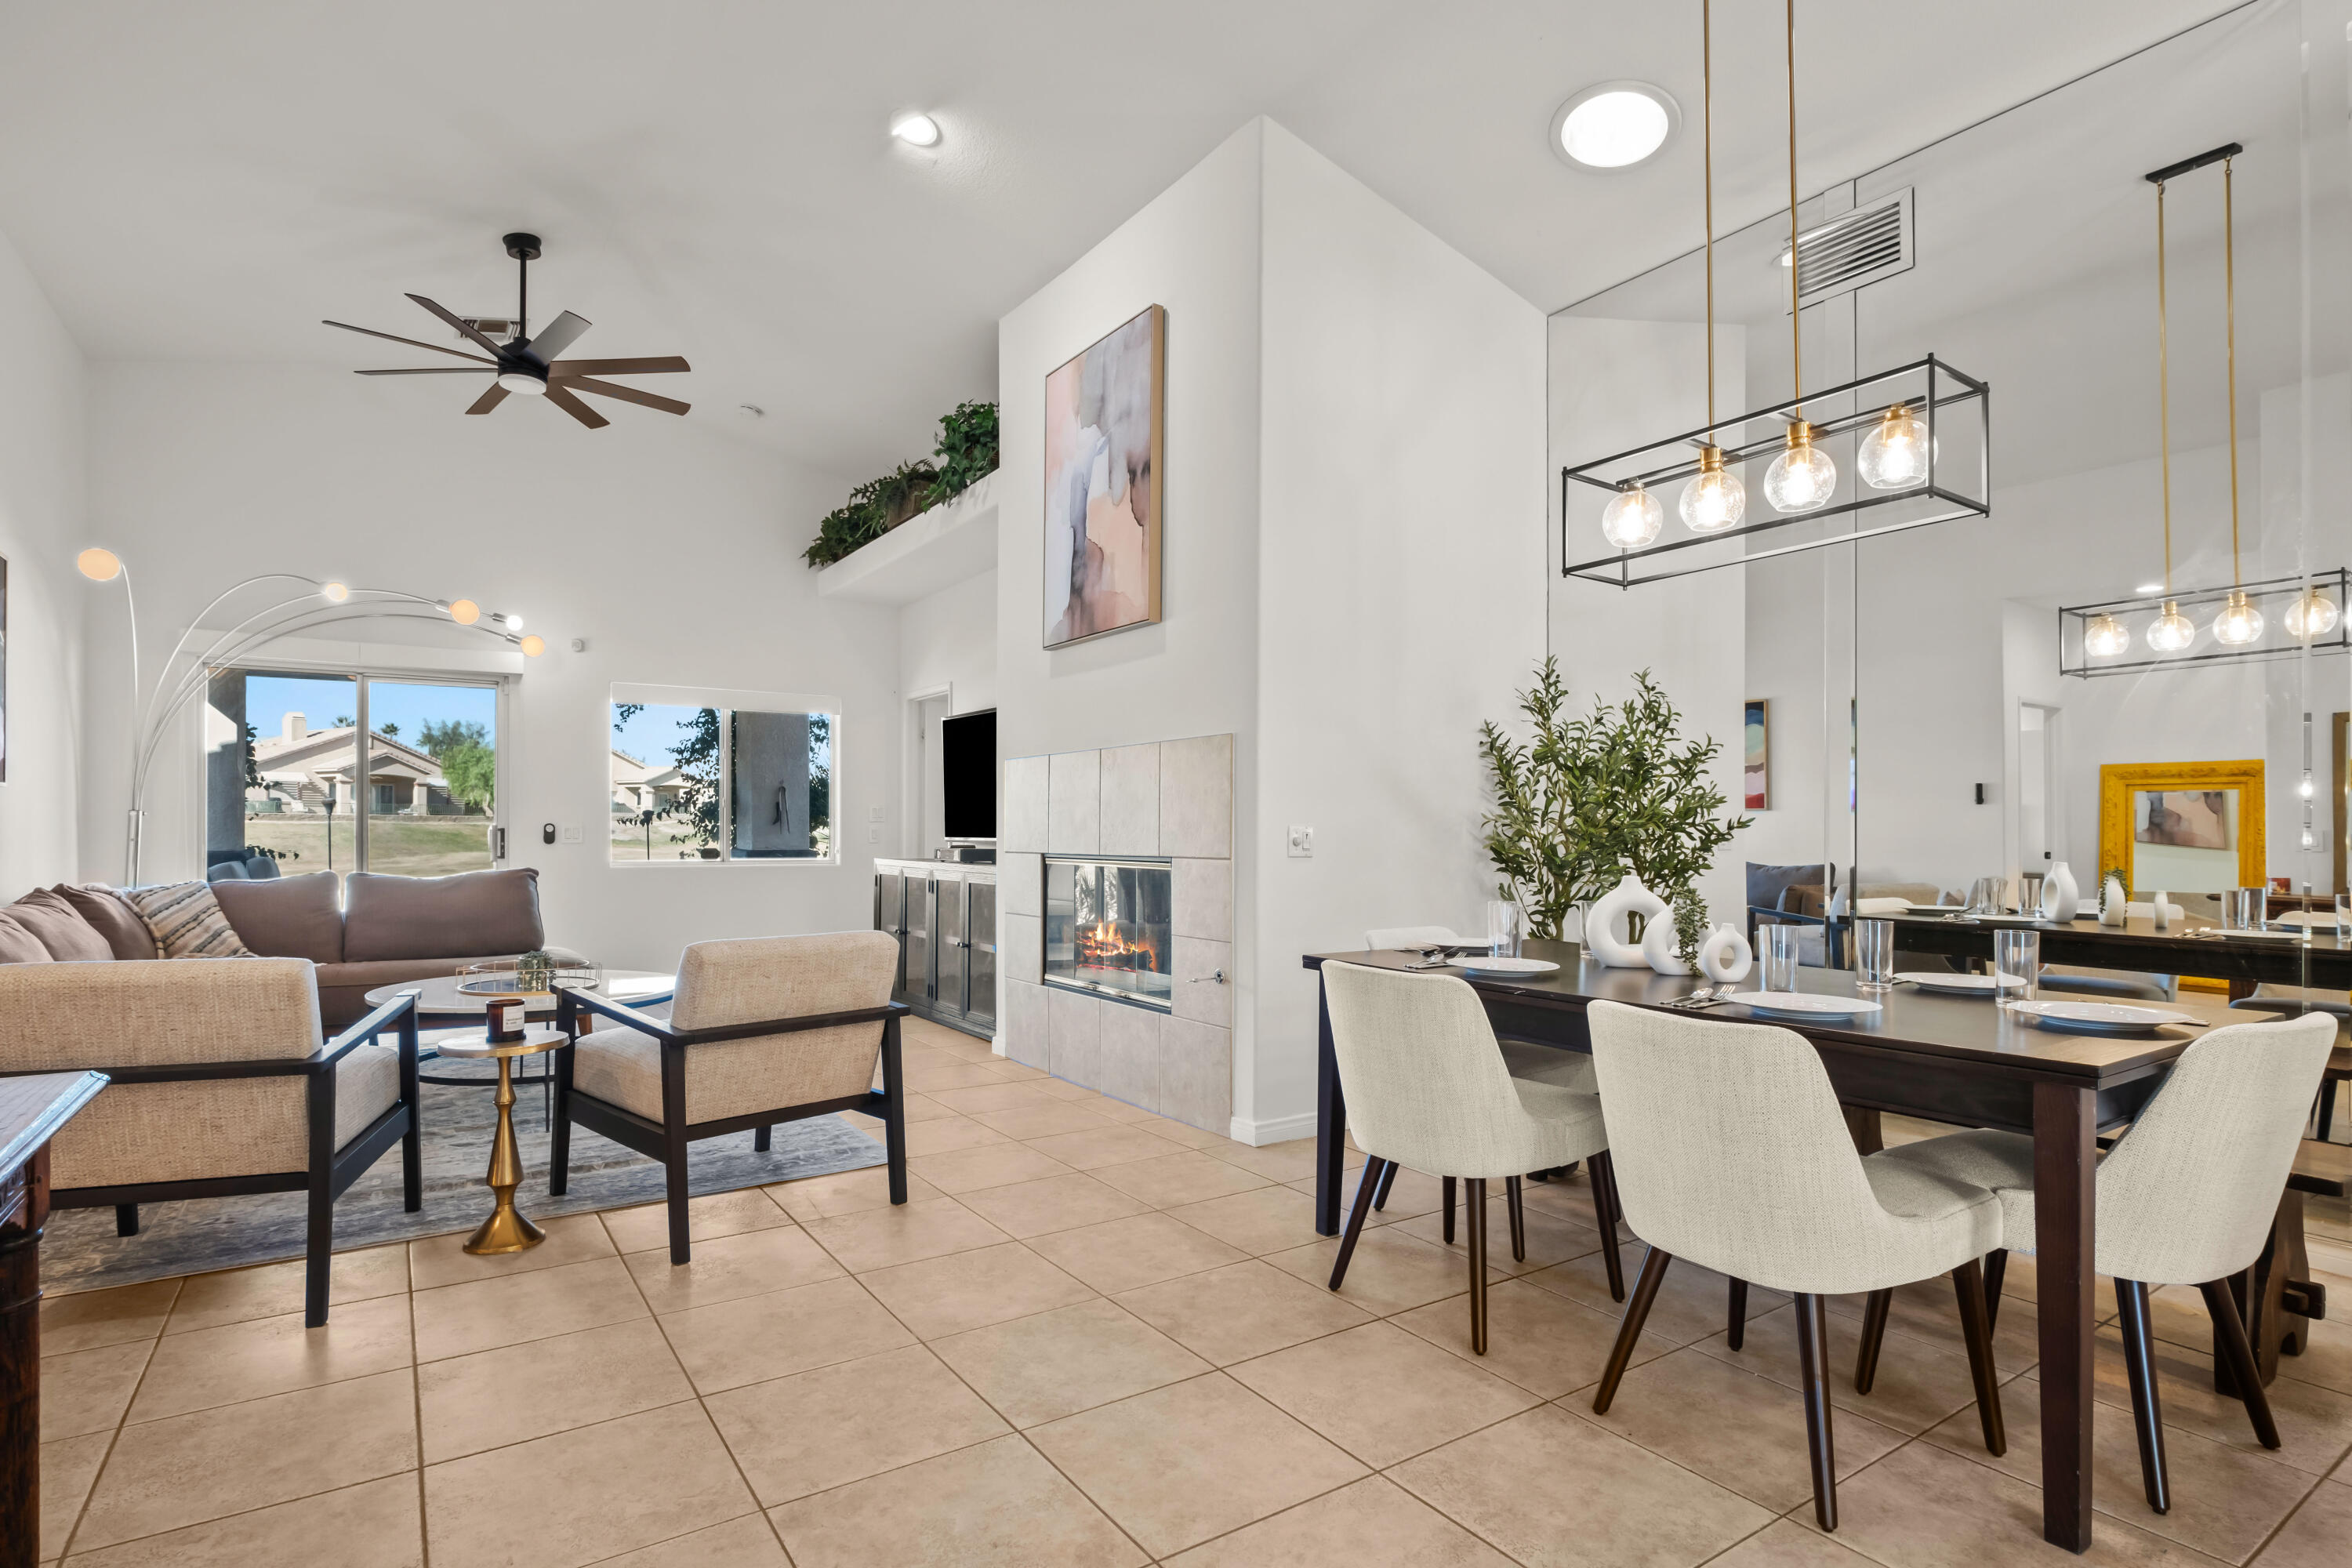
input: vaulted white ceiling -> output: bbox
[0,0,2238,476]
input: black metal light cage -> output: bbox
[2057,568,2352,677]
[1560,355,1991,588]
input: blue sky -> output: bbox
[245,674,496,750]
[610,702,706,767]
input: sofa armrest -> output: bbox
[0,992,417,1086]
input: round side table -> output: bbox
[434,1026,568,1255]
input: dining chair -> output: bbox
[1320,962,1624,1353]
[2226,989,2349,1141]
[1868,1011,2336,1515]
[1583,1000,2006,1531]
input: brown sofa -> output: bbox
[1,866,566,1030]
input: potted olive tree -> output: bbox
[1479,660,1751,964]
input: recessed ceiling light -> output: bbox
[1551,82,1679,172]
[891,113,941,148]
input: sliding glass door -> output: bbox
[206,669,503,885]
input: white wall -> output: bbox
[86,361,898,971]
[0,223,87,897]
[898,568,998,857]
[1252,122,1547,1136]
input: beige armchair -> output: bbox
[551,931,909,1265]
[0,958,421,1325]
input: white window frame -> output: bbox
[608,681,843,869]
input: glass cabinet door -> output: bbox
[906,878,934,1003]
[936,877,967,1014]
[967,878,997,1027]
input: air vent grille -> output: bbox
[1784,188,1914,309]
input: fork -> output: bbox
[1667,985,1724,1010]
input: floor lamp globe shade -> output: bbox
[2212,591,2264,646]
[518,634,545,657]
[77,546,123,581]
[1600,484,1664,550]
[2147,601,2196,653]
[1763,431,1837,512]
[1679,461,1745,533]
[2285,589,2340,639]
[321,580,350,602]
[447,598,481,626]
[1857,404,1930,489]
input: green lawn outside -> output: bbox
[242,815,493,880]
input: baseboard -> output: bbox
[1228,1110,1318,1148]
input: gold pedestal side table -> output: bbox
[436,1026,568,1255]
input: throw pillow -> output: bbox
[5,889,114,961]
[123,880,252,960]
[0,912,55,964]
[55,884,162,960]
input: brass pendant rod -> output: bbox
[2224,155,2243,586]
[1785,0,1801,417]
[2158,179,2173,596]
[1703,0,1716,428]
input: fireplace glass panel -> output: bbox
[1044,858,1174,1011]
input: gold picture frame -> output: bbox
[2097,759,2266,892]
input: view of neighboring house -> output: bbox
[610,748,684,816]
[249,712,461,815]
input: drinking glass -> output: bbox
[2222,887,2268,931]
[1968,876,2006,915]
[1486,899,1522,959]
[1853,918,1896,991]
[2336,892,2350,938]
[2017,872,2045,918]
[1760,925,1805,992]
[1993,929,2039,1002]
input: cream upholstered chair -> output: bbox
[1583,1000,2005,1531]
[1321,962,1624,1353]
[554,931,908,1265]
[1871,1012,2336,1514]
[0,958,420,1326]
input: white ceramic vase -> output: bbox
[1697,923,1753,983]
[1584,873,1668,968]
[2100,873,2129,927]
[1641,912,1693,975]
[2040,861,2080,922]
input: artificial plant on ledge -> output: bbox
[803,400,1000,567]
[1479,659,1750,962]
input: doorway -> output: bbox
[2017,702,2063,877]
[907,691,952,859]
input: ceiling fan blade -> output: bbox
[465,384,510,416]
[406,294,508,357]
[549,356,690,377]
[566,376,690,416]
[356,366,496,375]
[543,383,609,429]
[322,319,495,364]
[524,309,592,363]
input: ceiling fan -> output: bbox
[323,233,690,429]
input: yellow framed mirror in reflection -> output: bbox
[2097,760,2266,895]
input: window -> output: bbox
[609,688,836,863]
[206,668,503,887]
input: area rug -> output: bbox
[39,1070,886,1294]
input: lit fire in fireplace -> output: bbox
[1077,920,1162,971]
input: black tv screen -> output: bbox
[942,710,997,840]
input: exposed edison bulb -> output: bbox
[321,580,350,603]
[447,598,481,626]
[2212,589,2264,646]
[1679,447,1746,533]
[2147,599,2196,653]
[2082,612,2131,658]
[2285,587,2340,640]
[1763,422,1837,512]
[1856,402,1930,489]
[2300,775,2316,800]
[1599,482,1664,550]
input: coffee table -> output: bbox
[434,1026,568,1254]
[363,971,677,1096]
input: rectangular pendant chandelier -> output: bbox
[1559,354,1991,589]
[2059,569,2350,677]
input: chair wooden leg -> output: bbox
[2200,1278,2283,1449]
[1505,1175,1526,1263]
[1795,1292,1838,1532]
[1372,1159,1399,1211]
[2317,1077,2337,1142]
[398,1011,423,1212]
[1442,1175,1456,1243]
[1982,1248,2007,1332]
[660,1042,692,1267]
[1466,1178,1489,1355]
[549,1041,574,1197]
[1727,1278,1748,1351]
[2116,1279,2171,1512]
[1592,1246,1671,1414]
[1329,1158,1385,1290]
[1953,1258,2006,1457]
[753,1125,771,1152]
[1588,1149,1626,1302]
[880,1014,909,1205]
[113,1204,138,1238]
[303,1069,336,1329]
[1854,1289,1893,1394]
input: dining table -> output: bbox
[1879,909,2352,993]
[1301,938,2276,1555]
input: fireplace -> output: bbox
[1044,857,1174,1011]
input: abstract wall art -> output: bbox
[1044,304,1164,648]
[1743,699,1768,810]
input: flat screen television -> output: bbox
[942,710,997,840]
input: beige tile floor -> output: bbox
[30,1014,2352,1566]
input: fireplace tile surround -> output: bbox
[1000,734,1232,1134]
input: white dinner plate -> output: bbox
[2273,909,2346,930]
[2004,999,2198,1036]
[1904,904,1966,916]
[1447,956,1561,976]
[1723,992,1884,1019]
[1966,912,2049,924]
[1894,971,2024,996]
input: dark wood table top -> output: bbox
[1305,940,2270,1087]
[1878,910,2352,987]
[0,1073,107,1179]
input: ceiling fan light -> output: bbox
[496,369,546,395]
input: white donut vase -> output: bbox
[1697,924,1753,983]
[1641,913,1693,975]
[1584,873,1668,968]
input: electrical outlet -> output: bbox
[561,824,583,844]
[1288,825,1314,858]
[869,826,881,844]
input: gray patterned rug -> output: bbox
[41,1069,886,1294]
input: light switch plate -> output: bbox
[1287,825,1314,858]
[869,826,881,844]
[561,824,583,844]
[869,805,884,823]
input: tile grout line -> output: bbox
[49,1308,165,1563]
[407,1253,430,1568]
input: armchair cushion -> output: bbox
[56,885,161,960]
[213,871,343,964]
[343,867,543,963]
[9,890,114,961]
